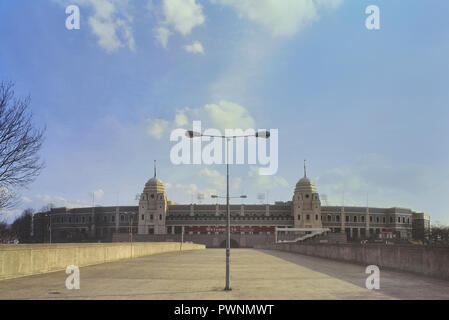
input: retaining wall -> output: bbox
[0,242,205,280]
[258,243,449,280]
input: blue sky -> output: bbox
[0,0,448,224]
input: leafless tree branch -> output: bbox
[0,81,45,212]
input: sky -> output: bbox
[0,0,448,224]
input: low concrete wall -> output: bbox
[258,243,449,280]
[0,242,205,281]
[112,233,276,248]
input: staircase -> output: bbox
[277,230,328,243]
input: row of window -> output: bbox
[141,214,163,221]
[167,226,278,235]
[167,215,293,221]
[297,214,411,224]
[50,214,136,224]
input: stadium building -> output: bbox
[33,165,430,247]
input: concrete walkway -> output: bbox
[0,249,448,300]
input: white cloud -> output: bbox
[146,118,170,139]
[92,189,105,201]
[208,1,343,113]
[155,26,172,48]
[166,182,198,195]
[199,168,226,190]
[35,194,90,209]
[203,100,255,130]
[184,41,205,54]
[174,109,189,127]
[165,182,218,201]
[248,166,289,190]
[212,0,342,37]
[162,0,205,35]
[146,100,256,139]
[55,0,135,53]
[151,0,205,49]
[314,154,449,223]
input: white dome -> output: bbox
[294,176,317,193]
[143,177,166,193]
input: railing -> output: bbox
[275,228,331,243]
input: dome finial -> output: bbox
[304,159,307,178]
[154,160,157,178]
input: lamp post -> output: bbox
[123,211,135,258]
[186,130,270,291]
[44,213,52,244]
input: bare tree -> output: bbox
[0,81,45,211]
[0,221,11,243]
[10,208,34,243]
[429,222,449,246]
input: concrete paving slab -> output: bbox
[0,249,447,300]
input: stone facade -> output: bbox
[33,168,430,244]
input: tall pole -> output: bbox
[186,130,269,291]
[180,226,184,252]
[130,216,134,258]
[49,214,52,244]
[225,138,231,291]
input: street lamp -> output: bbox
[43,213,52,244]
[211,195,247,199]
[186,130,270,291]
[122,211,135,258]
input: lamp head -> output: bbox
[255,130,270,139]
[185,130,201,138]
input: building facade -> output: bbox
[412,212,431,241]
[33,168,430,244]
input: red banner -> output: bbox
[184,226,275,233]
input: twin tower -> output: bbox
[292,161,323,229]
[137,161,323,235]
